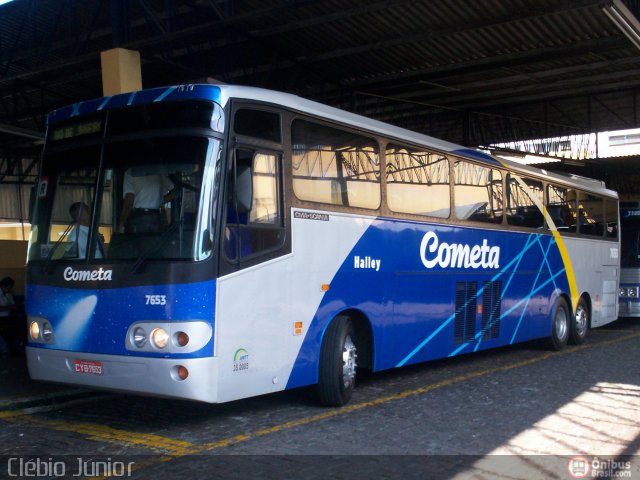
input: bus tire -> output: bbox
[569,297,590,345]
[548,297,570,350]
[318,316,357,407]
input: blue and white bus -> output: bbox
[619,201,640,317]
[26,84,620,406]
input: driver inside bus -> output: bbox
[66,202,104,259]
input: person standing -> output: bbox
[0,277,17,358]
[118,169,173,233]
[0,277,16,318]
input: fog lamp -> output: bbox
[172,365,189,381]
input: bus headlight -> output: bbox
[132,327,147,348]
[151,328,169,349]
[620,287,640,298]
[125,321,212,353]
[28,317,54,344]
[29,321,40,341]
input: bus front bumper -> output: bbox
[26,347,219,403]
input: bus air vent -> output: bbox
[454,281,477,344]
[482,280,502,340]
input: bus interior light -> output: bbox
[151,328,170,349]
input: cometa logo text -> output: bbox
[420,231,500,269]
[63,267,113,281]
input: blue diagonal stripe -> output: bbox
[153,86,177,102]
[97,96,112,111]
[510,236,556,343]
[397,233,542,367]
[502,268,566,320]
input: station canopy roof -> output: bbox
[2,0,640,167]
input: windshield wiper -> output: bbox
[41,220,78,274]
[130,220,183,274]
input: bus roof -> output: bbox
[48,83,618,199]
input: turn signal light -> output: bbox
[175,331,189,347]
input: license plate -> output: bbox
[73,359,103,376]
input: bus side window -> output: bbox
[506,175,543,229]
[604,199,618,239]
[578,192,604,237]
[225,149,284,263]
[546,185,578,233]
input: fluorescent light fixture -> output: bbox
[603,0,640,51]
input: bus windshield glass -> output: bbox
[621,206,640,268]
[29,135,219,263]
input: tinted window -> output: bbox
[506,175,544,228]
[604,199,618,239]
[454,160,503,223]
[386,144,450,218]
[621,204,640,266]
[234,109,281,142]
[108,101,223,135]
[578,192,604,237]
[225,149,284,262]
[546,184,577,233]
[292,120,380,209]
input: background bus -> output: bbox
[620,201,640,317]
[25,84,620,406]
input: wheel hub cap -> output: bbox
[342,335,357,388]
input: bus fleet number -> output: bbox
[145,295,167,305]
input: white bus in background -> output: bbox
[25,84,620,406]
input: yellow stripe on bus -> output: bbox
[494,159,579,311]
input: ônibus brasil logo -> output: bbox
[568,456,591,478]
[568,456,632,479]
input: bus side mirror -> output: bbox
[235,164,253,214]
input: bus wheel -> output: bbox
[548,297,570,350]
[318,316,357,407]
[569,297,590,345]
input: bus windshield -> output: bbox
[29,135,220,264]
[621,207,640,268]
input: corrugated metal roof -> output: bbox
[1,0,640,160]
